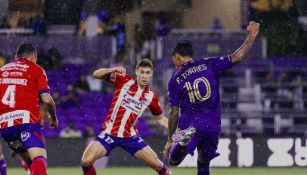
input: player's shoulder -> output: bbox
[145,87,159,100]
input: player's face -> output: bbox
[135,67,153,87]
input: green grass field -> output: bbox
[7,167,307,175]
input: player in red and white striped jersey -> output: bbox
[81,59,171,175]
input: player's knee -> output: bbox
[81,156,94,166]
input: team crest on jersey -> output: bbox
[21,131,31,141]
[2,71,9,77]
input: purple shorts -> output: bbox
[95,131,148,156]
[185,131,220,162]
[0,123,45,154]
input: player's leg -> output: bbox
[20,124,48,175]
[0,144,7,175]
[196,132,220,175]
[168,127,197,166]
[15,152,32,175]
[81,132,115,175]
[196,156,210,175]
[134,146,171,175]
[81,141,107,175]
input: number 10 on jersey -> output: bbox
[184,77,211,104]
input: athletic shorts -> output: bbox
[0,123,45,154]
[95,131,148,156]
[185,131,220,162]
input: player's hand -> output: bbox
[247,21,260,39]
[113,67,126,75]
[49,117,59,129]
[163,140,173,160]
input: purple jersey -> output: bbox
[168,55,232,132]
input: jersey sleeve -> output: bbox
[168,77,180,107]
[109,73,131,87]
[206,55,233,74]
[148,93,163,116]
[37,68,50,94]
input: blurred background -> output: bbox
[0,0,307,173]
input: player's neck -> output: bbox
[181,57,192,66]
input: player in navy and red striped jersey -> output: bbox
[81,59,171,175]
[0,43,58,175]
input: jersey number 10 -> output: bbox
[184,77,211,104]
[1,85,16,108]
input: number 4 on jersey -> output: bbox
[1,85,16,108]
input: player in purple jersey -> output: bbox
[163,21,260,175]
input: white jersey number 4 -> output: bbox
[1,85,16,108]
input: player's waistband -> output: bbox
[0,110,31,129]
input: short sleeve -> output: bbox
[38,69,50,94]
[148,93,163,115]
[109,73,131,87]
[168,77,180,107]
[206,55,232,74]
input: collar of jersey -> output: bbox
[181,59,193,67]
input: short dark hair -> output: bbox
[172,40,193,57]
[136,58,153,69]
[16,43,36,58]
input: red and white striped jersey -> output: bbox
[102,73,162,138]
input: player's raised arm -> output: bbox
[93,67,126,79]
[40,93,58,128]
[231,21,260,64]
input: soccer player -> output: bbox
[81,59,171,175]
[163,21,260,175]
[0,144,6,175]
[0,43,58,175]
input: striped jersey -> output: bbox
[102,73,162,138]
[0,58,50,129]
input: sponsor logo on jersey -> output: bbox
[123,94,143,108]
[21,131,31,141]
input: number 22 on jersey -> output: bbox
[184,77,211,104]
[1,85,16,108]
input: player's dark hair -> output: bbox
[16,43,36,58]
[136,58,153,69]
[172,40,193,57]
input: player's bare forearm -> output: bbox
[232,21,260,64]
[93,68,115,79]
[231,35,256,64]
[154,114,169,131]
[93,67,126,79]
[41,93,57,119]
[168,106,179,141]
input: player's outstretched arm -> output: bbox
[41,93,58,129]
[231,21,260,64]
[93,67,126,79]
[154,114,169,131]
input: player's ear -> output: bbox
[135,67,138,75]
